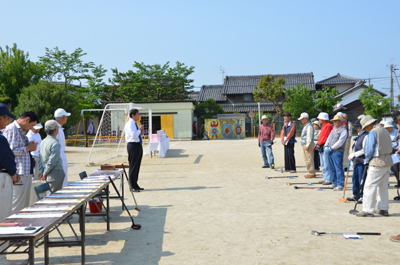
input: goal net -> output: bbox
[88,103,152,165]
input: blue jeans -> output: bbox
[328,151,345,187]
[320,150,331,182]
[352,163,365,198]
[261,141,274,166]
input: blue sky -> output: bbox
[2,0,400,99]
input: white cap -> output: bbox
[380,120,385,125]
[317,112,329,121]
[337,112,344,117]
[261,115,269,120]
[298,112,309,120]
[383,121,393,128]
[54,108,71,118]
[33,123,43,129]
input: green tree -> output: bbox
[253,75,286,123]
[38,46,95,86]
[108,61,195,101]
[15,81,81,137]
[359,85,392,119]
[0,43,44,107]
[194,98,224,119]
[77,65,108,113]
[314,86,342,114]
[283,83,317,119]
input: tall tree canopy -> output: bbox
[38,46,95,86]
[283,83,317,119]
[15,81,81,136]
[314,86,342,114]
[253,75,286,123]
[107,61,195,102]
[194,98,224,119]
[0,43,44,107]
[359,85,392,119]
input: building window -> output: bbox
[235,95,244,102]
[244,94,253,101]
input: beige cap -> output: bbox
[298,112,309,120]
[45,120,58,131]
[383,121,393,128]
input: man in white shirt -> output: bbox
[54,108,71,188]
[124,109,144,192]
[26,123,43,180]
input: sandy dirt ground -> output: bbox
[6,137,400,265]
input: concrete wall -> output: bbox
[131,102,195,139]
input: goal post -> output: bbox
[87,103,152,165]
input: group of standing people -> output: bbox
[258,108,400,242]
[0,104,71,227]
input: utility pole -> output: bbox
[391,64,394,110]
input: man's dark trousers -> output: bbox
[127,142,143,190]
[284,143,296,171]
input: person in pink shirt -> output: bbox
[258,115,275,169]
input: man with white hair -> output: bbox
[54,108,70,188]
[356,115,392,217]
[26,123,43,180]
[298,113,315,178]
[314,112,333,185]
[39,120,65,192]
[342,113,352,171]
[258,115,275,169]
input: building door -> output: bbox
[161,114,174,139]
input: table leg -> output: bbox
[121,173,124,211]
[29,240,34,265]
[79,204,86,265]
[44,234,49,265]
[106,185,110,231]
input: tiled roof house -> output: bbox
[315,73,387,120]
[199,72,315,113]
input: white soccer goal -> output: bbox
[87,103,152,165]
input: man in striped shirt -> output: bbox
[3,111,39,213]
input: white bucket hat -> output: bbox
[261,115,269,120]
[383,121,393,128]
[361,115,377,129]
[298,112,309,120]
[33,123,43,130]
[317,112,329,121]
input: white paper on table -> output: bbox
[56,190,94,194]
[76,179,107,183]
[36,199,80,204]
[69,183,101,186]
[392,154,400,165]
[7,212,67,219]
[342,233,362,239]
[0,226,43,234]
[64,185,99,189]
[20,206,73,212]
[47,194,88,198]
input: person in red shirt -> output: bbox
[314,112,333,184]
[258,115,275,169]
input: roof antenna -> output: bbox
[220,66,226,84]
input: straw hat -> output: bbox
[330,115,344,122]
[361,115,377,130]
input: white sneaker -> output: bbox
[328,184,337,188]
[333,186,343,191]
